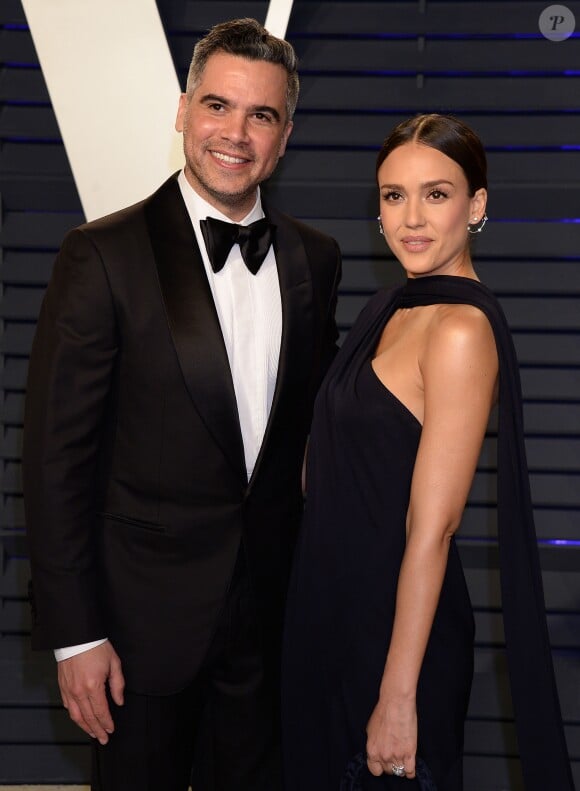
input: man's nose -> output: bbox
[222,112,249,143]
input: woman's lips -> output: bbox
[401,236,432,253]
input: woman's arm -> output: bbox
[366,304,498,779]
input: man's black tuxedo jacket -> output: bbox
[23,175,341,694]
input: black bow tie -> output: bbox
[200,216,274,275]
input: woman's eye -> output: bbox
[383,191,402,202]
[429,189,448,200]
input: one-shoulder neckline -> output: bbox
[367,359,423,430]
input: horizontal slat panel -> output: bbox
[478,263,580,296]
[266,182,580,222]
[0,745,89,784]
[468,647,578,719]
[0,322,36,354]
[0,599,29,632]
[473,610,580,649]
[462,505,580,541]
[4,359,580,406]
[463,756,523,791]
[1,141,77,174]
[0,706,85,744]
[166,35,580,73]
[470,471,580,506]
[336,293,580,330]
[5,597,579,648]
[1,251,55,284]
[478,437,580,472]
[4,388,577,437]
[0,211,83,248]
[461,541,579,573]
[464,755,579,791]
[5,103,580,151]
[3,70,580,113]
[292,218,580,260]
[465,564,580,612]
[0,502,24,528]
[0,67,47,103]
[0,637,59,703]
[4,531,578,598]
[338,260,580,297]
[10,212,579,261]
[0,105,60,139]
[501,297,580,330]
[159,1,580,37]
[1,175,81,211]
[295,75,580,112]
[290,112,580,150]
[9,174,578,221]
[0,287,44,320]
[0,0,27,24]
[519,369,580,401]
[2,393,25,424]
[289,2,580,37]
[1,460,22,492]
[0,28,36,64]
[491,403,580,435]
[464,720,580,761]
[0,426,24,457]
[275,149,580,185]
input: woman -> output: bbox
[282,115,572,790]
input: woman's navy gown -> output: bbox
[282,276,573,791]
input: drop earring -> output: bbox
[376,215,384,235]
[467,214,488,234]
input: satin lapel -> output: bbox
[250,206,314,484]
[144,177,245,482]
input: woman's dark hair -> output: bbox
[376,114,487,196]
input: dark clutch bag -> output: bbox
[341,752,437,791]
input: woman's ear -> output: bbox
[470,187,487,223]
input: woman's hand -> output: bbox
[366,691,417,780]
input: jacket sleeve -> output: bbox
[23,228,118,649]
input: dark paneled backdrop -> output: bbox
[1,0,579,787]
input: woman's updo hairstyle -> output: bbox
[376,114,487,197]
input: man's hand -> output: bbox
[57,640,125,744]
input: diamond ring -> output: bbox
[392,762,406,777]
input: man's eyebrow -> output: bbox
[200,93,282,123]
[200,93,231,106]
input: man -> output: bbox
[23,18,341,791]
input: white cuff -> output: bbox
[54,638,108,662]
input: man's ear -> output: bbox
[175,93,188,133]
[278,120,293,158]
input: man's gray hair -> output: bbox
[185,17,299,122]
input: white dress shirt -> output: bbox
[177,170,282,480]
[55,171,282,661]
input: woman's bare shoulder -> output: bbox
[423,302,498,373]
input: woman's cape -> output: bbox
[374,275,574,790]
